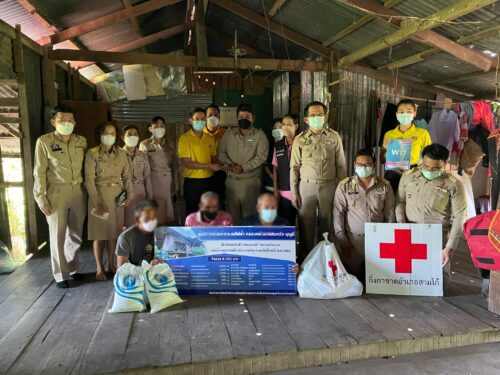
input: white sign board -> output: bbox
[365,223,443,296]
[219,107,238,127]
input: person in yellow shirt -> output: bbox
[382,99,432,193]
[204,104,227,208]
[178,107,221,215]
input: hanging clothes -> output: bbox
[472,100,495,131]
[461,101,474,128]
[428,108,460,155]
[378,102,398,147]
[488,129,500,210]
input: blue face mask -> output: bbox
[422,169,442,180]
[193,120,206,132]
[396,113,414,126]
[260,209,277,223]
[308,116,325,129]
[355,166,373,178]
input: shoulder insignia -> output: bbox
[381,178,391,185]
[90,146,99,153]
[340,177,350,185]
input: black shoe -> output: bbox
[70,273,85,281]
[56,280,70,289]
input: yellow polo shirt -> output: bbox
[178,130,217,179]
[203,126,227,148]
[383,124,432,166]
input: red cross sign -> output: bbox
[380,229,427,273]
[327,260,338,276]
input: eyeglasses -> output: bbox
[355,163,374,168]
[307,114,325,118]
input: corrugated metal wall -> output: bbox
[337,70,407,176]
[110,93,212,123]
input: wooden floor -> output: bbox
[0,239,499,375]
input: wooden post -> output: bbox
[489,271,500,315]
[13,24,38,250]
[72,68,80,100]
[67,63,73,100]
[42,45,56,107]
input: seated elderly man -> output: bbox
[116,199,163,267]
[242,192,289,226]
[185,191,233,226]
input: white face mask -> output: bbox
[206,116,219,130]
[124,136,139,147]
[141,218,158,232]
[55,121,75,136]
[101,134,116,146]
[151,127,165,139]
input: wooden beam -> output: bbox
[344,0,492,71]
[268,0,288,17]
[205,27,268,58]
[0,98,18,106]
[70,25,186,69]
[195,0,208,66]
[48,48,330,71]
[122,0,141,36]
[109,24,186,52]
[322,0,402,46]
[0,117,21,124]
[339,0,496,68]
[48,0,183,45]
[379,24,500,70]
[432,68,495,86]
[212,0,330,57]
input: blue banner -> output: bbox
[385,139,412,170]
[154,226,297,295]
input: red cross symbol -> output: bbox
[380,229,427,273]
[328,260,338,277]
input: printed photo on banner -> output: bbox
[154,226,297,295]
[385,139,413,170]
[365,223,443,296]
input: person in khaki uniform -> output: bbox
[218,103,269,225]
[290,101,346,263]
[85,122,134,281]
[139,116,176,224]
[33,105,87,289]
[334,148,395,277]
[122,125,153,227]
[396,144,467,268]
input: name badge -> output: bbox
[51,144,62,152]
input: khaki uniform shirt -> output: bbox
[218,127,269,178]
[33,132,87,207]
[139,136,180,194]
[290,128,346,197]
[84,145,134,207]
[395,168,466,250]
[123,147,153,198]
[334,175,395,244]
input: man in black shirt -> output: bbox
[116,199,163,267]
[242,192,289,226]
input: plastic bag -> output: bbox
[143,261,184,313]
[108,263,146,313]
[297,233,363,299]
[0,241,18,274]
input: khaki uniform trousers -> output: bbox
[298,180,336,263]
[46,184,87,282]
[226,175,260,225]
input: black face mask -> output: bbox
[238,119,252,129]
[201,211,218,221]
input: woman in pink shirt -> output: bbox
[185,191,233,226]
[272,114,299,226]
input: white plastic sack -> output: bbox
[143,261,184,313]
[297,233,363,299]
[108,263,146,313]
